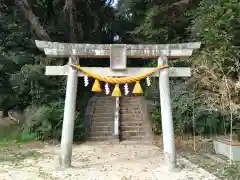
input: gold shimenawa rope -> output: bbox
[69,63,169,84]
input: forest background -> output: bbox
[0,0,239,142]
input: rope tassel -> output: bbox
[124,83,129,95]
[92,79,102,92]
[146,76,151,87]
[84,76,89,87]
[133,81,143,94]
[105,83,110,95]
[112,84,121,97]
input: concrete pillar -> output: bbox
[158,55,177,170]
[59,56,79,168]
[114,97,120,136]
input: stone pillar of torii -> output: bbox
[35,40,201,170]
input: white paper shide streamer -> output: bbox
[124,83,129,95]
[105,83,110,95]
[84,76,89,87]
[146,76,151,87]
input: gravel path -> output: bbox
[0,142,218,180]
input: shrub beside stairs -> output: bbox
[84,95,153,142]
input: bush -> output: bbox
[0,123,38,144]
[146,80,239,136]
[22,100,85,141]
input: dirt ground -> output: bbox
[0,140,218,180]
[0,135,239,180]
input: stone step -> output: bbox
[92,111,114,114]
[91,126,112,131]
[120,97,143,101]
[92,116,113,120]
[90,131,113,137]
[119,123,145,130]
[120,125,143,128]
[88,136,119,141]
[120,112,142,115]
[120,100,141,103]
[120,107,141,110]
[121,130,144,134]
[121,134,145,139]
[120,119,142,123]
[93,111,114,114]
[120,104,140,107]
[91,122,144,128]
[96,98,115,100]
[120,113,142,116]
[120,105,140,107]
[120,121,143,126]
[94,106,115,110]
[120,116,142,120]
[120,113,141,115]
[121,135,144,141]
[93,110,115,116]
[93,110,113,114]
[96,98,116,101]
[95,105,114,107]
[92,117,114,122]
[95,98,115,101]
[91,122,113,127]
[93,109,115,114]
[120,130,144,134]
[120,110,141,113]
[95,103,116,106]
[120,118,143,126]
[120,126,144,131]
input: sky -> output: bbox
[112,0,118,7]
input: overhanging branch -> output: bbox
[169,0,190,9]
[16,0,51,41]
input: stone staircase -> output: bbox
[84,95,153,142]
[85,96,116,141]
[120,96,153,141]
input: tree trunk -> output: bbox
[64,0,77,43]
[17,0,51,40]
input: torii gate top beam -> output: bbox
[35,40,201,59]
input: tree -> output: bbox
[116,0,201,43]
[0,0,116,112]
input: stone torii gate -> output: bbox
[35,40,201,170]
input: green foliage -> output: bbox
[142,0,240,136]
[187,0,240,135]
[117,0,201,43]
[223,165,240,179]
[190,0,240,75]
[0,57,65,111]
[0,2,65,112]
[150,107,162,134]
[0,123,37,144]
[0,0,109,143]
[0,0,239,143]
[11,64,65,109]
[22,100,84,141]
[147,81,239,135]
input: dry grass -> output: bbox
[189,65,240,115]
